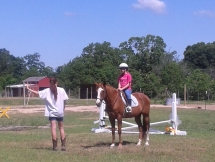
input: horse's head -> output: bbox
[95,82,106,107]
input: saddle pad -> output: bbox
[120,92,139,107]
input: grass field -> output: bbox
[0,97,214,107]
[0,97,95,106]
[0,104,215,162]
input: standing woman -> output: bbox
[117,63,133,113]
[26,77,69,151]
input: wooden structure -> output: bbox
[5,76,49,97]
[79,84,97,99]
[23,76,50,90]
[23,76,50,97]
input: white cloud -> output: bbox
[194,10,215,18]
[64,12,75,17]
[133,0,166,14]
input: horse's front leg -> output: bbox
[143,115,150,146]
[109,115,116,148]
[117,116,122,148]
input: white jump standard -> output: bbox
[92,93,187,136]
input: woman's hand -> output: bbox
[25,84,29,90]
[24,84,39,95]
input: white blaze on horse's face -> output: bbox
[96,87,104,106]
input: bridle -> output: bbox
[96,86,120,108]
[96,87,106,102]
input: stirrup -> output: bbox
[126,106,132,113]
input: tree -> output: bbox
[59,42,123,91]
[0,48,26,90]
[184,42,215,69]
[23,53,46,76]
[185,69,211,100]
[160,62,184,94]
[119,35,167,75]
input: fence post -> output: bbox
[184,84,186,106]
[86,88,88,104]
[79,88,80,99]
[205,91,207,110]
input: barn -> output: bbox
[79,84,97,99]
[5,76,50,97]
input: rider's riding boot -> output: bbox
[126,99,132,112]
[52,138,58,151]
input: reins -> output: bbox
[99,86,120,108]
[111,89,120,108]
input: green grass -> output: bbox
[0,107,215,162]
[1,97,215,107]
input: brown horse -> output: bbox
[95,82,150,148]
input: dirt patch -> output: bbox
[5,104,215,115]
[151,104,215,110]
[7,105,100,114]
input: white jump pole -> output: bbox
[91,101,110,133]
[170,93,187,135]
[92,93,187,135]
[99,101,106,128]
[172,93,178,132]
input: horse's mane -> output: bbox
[106,84,117,92]
[106,84,118,93]
[96,82,117,93]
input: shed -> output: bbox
[5,76,50,97]
[23,76,50,90]
[5,84,26,97]
[79,84,97,99]
[23,76,50,97]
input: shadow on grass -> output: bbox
[82,140,135,149]
[32,147,53,151]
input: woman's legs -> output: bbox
[49,117,65,139]
[49,117,66,151]
[50,120,57,139]
[58,121,65,140]
[58,121,66,151]
[50,120,57,150]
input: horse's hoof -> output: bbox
[144,142,149,147]
[110,143,115,148]
[136,139,142,146]
[118,144,123,149]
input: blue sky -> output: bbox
[1,0,215,69]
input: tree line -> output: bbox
[1,34,215,100]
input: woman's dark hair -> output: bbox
[50,77,57,101]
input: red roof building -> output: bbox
[5,76,50,97]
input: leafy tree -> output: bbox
[184,42,215,69]
[59,42,123,91]
[160,62,184,93]
[23,53,46,76]
[119,35,167,75]
[0,49,26,90]
[185,69,211,100]
[142,72,162,98]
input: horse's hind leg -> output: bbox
[142,114,150,146]
[135,115,143,146]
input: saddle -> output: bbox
[120,91,139,107]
